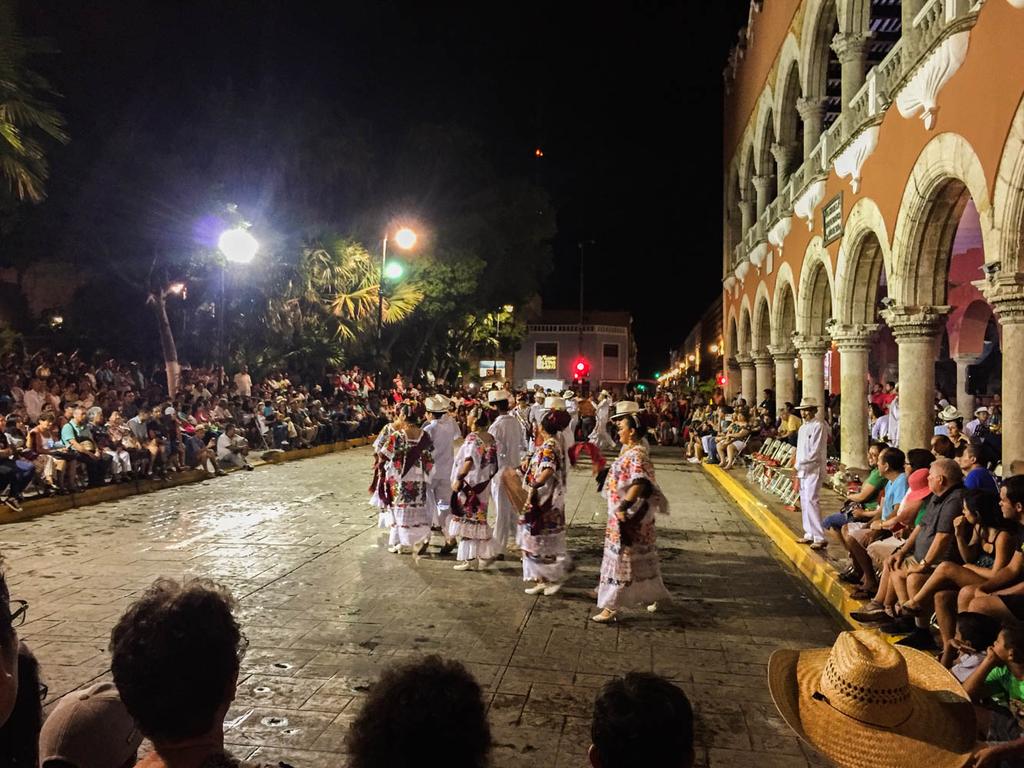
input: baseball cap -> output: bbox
[163,406,176,416]
[39,682,142,768]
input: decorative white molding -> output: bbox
[735,260,751,284]
[833,125,880,193]
[895,31,970,130]
[749,242,769,268]
[723,275,738,292]
[1008,0,1024,9]
[794,179,826,230]
[768,214,793,250]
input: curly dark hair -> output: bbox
[109,578,245,744]
[345,655,490,768]
[591,672,694,768]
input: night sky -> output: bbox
[20,1,749,376]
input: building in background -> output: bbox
[716,0,1024,468]
[668,296,724,387]
[513,309,636,393]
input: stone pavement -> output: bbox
[1,445,839,767]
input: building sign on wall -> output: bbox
[478,360,506,378]
[535,355,557,371]
[822,192,843,245]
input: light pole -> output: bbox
[377,227,416,369]
[217,227,258,383]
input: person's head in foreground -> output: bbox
[589,672,694,768]
[109,578,244,765]
[0,566,43,768]
[345,655,489,768]
[768,628,974,768]
[39,682,142,768]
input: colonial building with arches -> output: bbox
[720,0,1024,468]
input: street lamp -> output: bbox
[217,228,258,382]
[378,227,417,347]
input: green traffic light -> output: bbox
[383,262,405,280]
[654,372,661,379]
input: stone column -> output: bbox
[901,0,927,62]
[738,193,755,235]
[982,275,1024,466]
[952,355,980,415]
[831,323,877,470]
[768,344,797,407]
[881,305,950,452]
[751,174,775,220]
[753,353,775,405]
[831,32,872,128]
[794,334,831,406]
[796,97,828,160]
[736,353,757,407]
[726,357,741,401]
[771,142,798,188]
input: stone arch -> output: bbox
[951,299,994,358]
[726,309,740,360]
[890,133,997,307]
[725,163,743,255]
[772,262,798,347]
[753,87,776,175]
[739,297,754,354]
[834,196,892,324]
[752,283,773,354]
[993,93,1024,273]
[774,45,804,178]
[800,0,842,100]
[797,237,836,336]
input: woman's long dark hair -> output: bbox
[0,569,43,768]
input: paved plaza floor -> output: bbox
[1,446,838,767]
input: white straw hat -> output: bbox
[487,389,512,404]
[424,395,451,413]
[794,397,820,411]
[610,400,641,420]
[543,396,566,410]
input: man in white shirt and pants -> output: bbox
[795,397,828,549]
[422,395,459,555]
[489,390,526,552]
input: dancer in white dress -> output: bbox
[488,389,526,553]
[589,389,616,451]
[422,394,459,555]
[592,401,670,623]
[449,407,500,571]
[378,403,435,554]
[520,410,573,596]
[370,418,397,532]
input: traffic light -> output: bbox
[654,372,661,380]
[716,373,728,387]
[572,357,590,381]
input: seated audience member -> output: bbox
[964,625,1024,766]
[961,476,1024,623]
[0,413,35,511]
[958,443,999,494]
[183,425,225,477]
[38,681,143,768]
[776,402,801,447]
[948,611,1000,682]
[589,672,694,768]
[216,424,253,470]
[0,568,44,768]
[109,579,247,768]
[899,489,1016,663]
[345,655,490,768]
[931,434,957,460]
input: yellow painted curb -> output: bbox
[703,463,864,629]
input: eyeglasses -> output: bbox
[8,600,28,627]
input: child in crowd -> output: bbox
[964,625,1024,765]
[950,611,1001,682]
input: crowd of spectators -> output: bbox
[0,351,389,512]
[0,571,696,768]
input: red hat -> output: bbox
[905,468,931,502]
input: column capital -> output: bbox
[793,333,832,356]
[767,343,797,361]
[979,272,1024,324]
[830,31,872,65]
[751,174,775,193]
[726,356,741,369]
[752,352,774,367]
[734,352,755,369]
[880,304,951,340]
[770,142,798,175]
[829,322,878,351]
[796,96,828,123]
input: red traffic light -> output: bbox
[573,357,590,378]
[716,373,727,387]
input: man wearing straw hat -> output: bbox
[768,629,975,767]
[488,388,526,553]
[423,394,459,555]
[795,397,828,550]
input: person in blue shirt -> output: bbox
[958,443,998,494]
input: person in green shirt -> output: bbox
[964,624,1024,766]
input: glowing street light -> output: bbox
[383,261,405,281]
[379,227,418,344]
[218,227,259,264]
[168,282,186,295]
[394,227,417,250]
[710,343,720,354]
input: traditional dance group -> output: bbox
[369,389,671,622]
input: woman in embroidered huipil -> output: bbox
[370,419,397,532]
[449,407,500,571]
[378,403,435,554]
[520,410,573,596]
[593,407,670,623]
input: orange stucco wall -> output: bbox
[722,1,1024,396]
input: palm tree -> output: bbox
[0,0,68,204]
